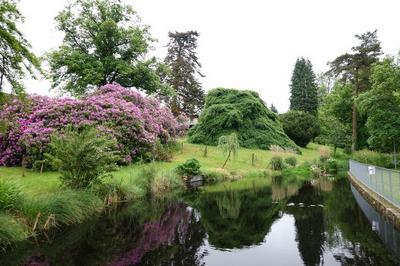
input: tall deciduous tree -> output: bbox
[327,30,382,151]
[357,57,400,156]
[289,57,318,115]
[0,0,40,93]
[165,31,204,119]
[48,0,170,97]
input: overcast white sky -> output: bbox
[16,0,400,112]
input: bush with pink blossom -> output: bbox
[0,84,185,167]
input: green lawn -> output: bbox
[0,140,324,197]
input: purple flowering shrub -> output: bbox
[0,84,186,167]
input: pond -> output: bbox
[1,177,400,265]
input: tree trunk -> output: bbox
[222,150,231,168]
[351,103,358,152]
[352,71,359,152]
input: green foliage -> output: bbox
[165,31,204,118]
[282,164,311,181]
[357,57,400,152]
[0,214,28,248]
[326,158,338,174]
[279,111,319,147]
[327,30,382,151]
[150,172,183,200]
[352,149,392,168]
[47,0,170,96]
[136,164,158,198]
[46,127,120,189]
[285,156,297,167]
[0,0,41,93]
[269,156,285,170]
[289,57,318,115]
[18,190,103,229]
[176,158,201,176]
[188,88,298,151]
[0,180,20,211]
[218,133,240,168]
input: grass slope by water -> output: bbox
[0,140,324,247]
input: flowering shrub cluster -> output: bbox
[0,84,187,167]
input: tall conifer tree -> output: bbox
[289,58,318,115]
[165,31,204,119]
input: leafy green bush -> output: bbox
[285,156,297,167]
[46,127,120,189]
[327,158,338,174]
[0,181,21,211]
[176,159,201,176]
[269,156,286,170]
[352,149,392,168]
[279,110,319,147]
[188,88,298,151]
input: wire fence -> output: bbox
[349,159,400,208]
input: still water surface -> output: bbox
[1,177,399,265]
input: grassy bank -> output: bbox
[0,140,325,248]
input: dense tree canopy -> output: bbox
[279,111,319,147]
[165,31,204,119]
[357,57,400,152]
[327,30,382,151]
[0,0,40,93]
[289,57,318,115]
[188,88,298,151]
[48,0,169,96]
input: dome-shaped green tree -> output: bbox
[188,88,298,151]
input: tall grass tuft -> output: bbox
[19,190,103,230]
[0,213,28,249]
[0,180,21,211]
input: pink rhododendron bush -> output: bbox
[0,84,187,167]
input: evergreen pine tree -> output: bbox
[289,58,318,115]
[165,31,204,119]
[327,30,382,151]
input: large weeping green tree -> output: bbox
[48,0,170,97]
[0,0,40,94]
[289,57,318,115]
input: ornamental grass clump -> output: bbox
[0,180,21,211]
[269,156,286,171]
[18,190,103,230]
[46,127,120,189]
[0,84,184,167]
[0,214,28,249]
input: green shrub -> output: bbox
[327,158,338,174]
[0,181,21,211]
[46,127,120,189]
[279,110,320,147]
[352,149,392,168]
[0,214,28,248]
[153,140,173,162]
[285,156,297,167]
[176,159,201,177]
[269,156,286,170]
